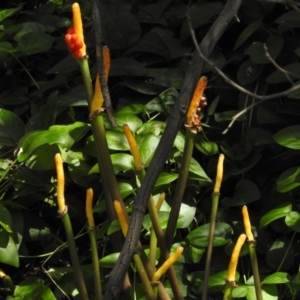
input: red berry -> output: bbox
[68,43,76,52]
[74,39,83,49]
[73,49,83,59]
[70,33,79,43]
[67,27,75,34]
[64,34,72,43]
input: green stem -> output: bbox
[0,159,17,184]
[164,130,195,249]
[61,211,88,300]
[202,192,220,300]
[133,254,156,300]
[223,284,232,300]
[248,242,262,300]
[88,227,102,300]
[149,228,157,269]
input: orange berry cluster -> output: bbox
[64,27,84,59]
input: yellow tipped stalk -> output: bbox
[113,200,129,236]
[91,73,104,113]
[214,153,225,193]
[86,188,95,228]
[242,206,255,242]
[152,247,184,281]
[54,153,66,213]
[72,3,86,57]
[156,193,165,212]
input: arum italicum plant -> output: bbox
[54,153,88,299]
[242,205,263,300]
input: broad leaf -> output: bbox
[274,125,300,149]
[277,167,300,193]
[0,231,19,267]
[138,134,160,167]
[266,63,300,83]
[237,59,264,85]
[285,211,300,231]
[18,32,54,55]
[262,272,291,285]
[0,4,23,22]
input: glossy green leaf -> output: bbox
[237,59,264,85]
[0,231,19,267]
[145,87,178,113]
[222,179,260,207]
[13,277,56,299]
[138,134,160,167]
[245,35,284,64]
[110,58,146,76]
[111,153,134,172]
[0,108,25,146]
[136,121,165,136]
[106,131,130,151]
[195,136,218,156]
[0,41,16,53]
[234,20,263,50]
[189,158,212,183]
[186,222,232,248]
[68,160,93,187]
[0,4,23,22]
[174,131,185,152]
[266,63,300,83]
[5,22,45,41]
[155,172,178,187]
[276,10,300,28]
[105,114,143,133]
[262,272,291,284]
[99,253,120,268]
[107,219,121,236]
[0,203,12,233]
[115,104,145,116]
[18,122,89,162]
[260,202,292,228]
[274,125,300,149]
[188,245,205,263]
[18,32,54,55]
[118,182,136,198]
[277,167,300,193]
[285,211,300,231]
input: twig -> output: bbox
[104,1,243,299]
[92,0,117,127]
[187,17,300,134]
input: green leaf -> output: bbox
[285,211,300,231]
[180,2,223,41]
[288,80,300,99]
[110,58,146,76]
[274,125,300,149]
[111,153,134,172]
[222,179,260,207]
[262,272,291,284]
[107,220,121,236]
[266,63,300,83]
[0,231,19,267]
[155,172,178,187]
[118,182,136,198]
[99,253,120,268]
[47,56,78,75]
[245,35,284,64]
[277,167,300,193]
[188,158,212,183]
[0,41,16,53]
[186,222,232,248]
[5,22,46,41]
[106,131,130,151]
[0,203,12,233]
[0,108,25,146]
[115,104,145,116]
[145,88,178,114]
[18,122,90,162]
[260,202,292,228]
[137,121,165,136]
[214,110,246,122]
[195,136,218,156]
[18,32,54,55]
[13,277,56,299]
[276,10,300,28]
[0,4,23,22]
[188,245,205,263]
[138,134,160,167]
[105,114,143,133]
[237,59,264,85]
[99,1,141,49]
[153,68,185,89]
[234,20,263,50]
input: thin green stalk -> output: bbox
[0,159,17,184]
[61,212,89,300]
[88,228,102,300]
[133,254,156,300]
[164,130,195,250]
[248,242,262,300]
[202,192,220,300]
[223,284,232,300]
[149,228,157,269]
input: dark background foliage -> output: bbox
[1,0,300,299]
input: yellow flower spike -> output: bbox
[156,193,165,212]
[103,46,111,81]
[86,188,95,228]
[114,200,129,236]
[72,3,86,57]
[54,153,66,213]
[226,234,246,285]
[214,153,225,193]
[185,76,207,130]
[123,124,143,172]
[152,247,184,281]
[242,205,255,242]
[91,73,104,113]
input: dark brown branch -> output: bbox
[104,1,243,299]
[92,0,117,127]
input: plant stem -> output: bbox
[88,228,102,300]
[248,242,262,300]
[62,212,89,300]
[223,284,232,300]
[165,130,195,250]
